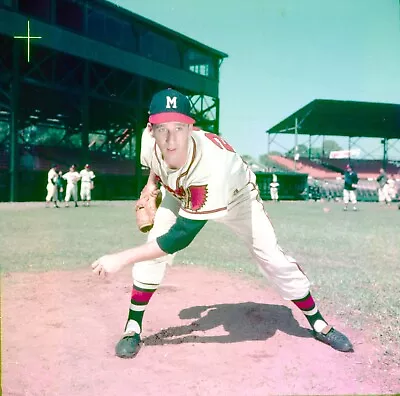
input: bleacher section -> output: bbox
[268,155,400,180]
[267,154,399,202]
[316,178,385,202]
[0,150,8,170]
[4,145,137,175]
[268,155,341,178]
[322,159,400,179]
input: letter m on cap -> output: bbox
[166,96,177,109]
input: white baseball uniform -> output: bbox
[46,168,58,202]
[269,181,279,201]
[80,169,95,201]
[134,128,310,300]
[63,171,80,202]
[387,178,397,200]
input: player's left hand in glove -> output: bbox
[91,254,125,276]
[136,185,162,233]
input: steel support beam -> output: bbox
[294,117,298,171]
[382,138,388,170]
[214,96,220,134]
[135,78,144,198]
[81,59,90,164]
[10,39,21,202]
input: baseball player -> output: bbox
[387,174,397,202]
[343,164,359,211]
[45,164,60,208]
[62,165,81,207]
[80,164,96,207]
[91,89,353,358]
[56,171,65,202]
[269,174,279,202]
[377,168,391,205]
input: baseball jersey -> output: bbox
[47,169,58,185]
[377,173,388,188]
[344,171,358,190]
[80,169,95,182]
[63,171,81,185]
[141,128,254,220]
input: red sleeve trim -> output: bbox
[181,206,227,215]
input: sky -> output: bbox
[111,0,400,160]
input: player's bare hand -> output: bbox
[91,254,126,277]
[140,183,159,199]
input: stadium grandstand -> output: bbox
[0,0,227,202]
[265,100,400,202]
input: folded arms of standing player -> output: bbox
[91,216,207,276]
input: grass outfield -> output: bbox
[1,200,399,358]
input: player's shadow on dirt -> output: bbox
[143,302,312,346]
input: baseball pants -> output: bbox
[132,187,310,301]
[65,184,78,202]
[378,185,391,202]
[46,183,57,202]
[81,182,92,201]
[343,189,357,204]
[270,188,279,200]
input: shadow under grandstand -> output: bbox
[0,145,146,202]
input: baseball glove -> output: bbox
[136,187,162,233]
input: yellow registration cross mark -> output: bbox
[14,20,42,62]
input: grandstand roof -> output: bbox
[266,99,400,139]
[102,0,228,59]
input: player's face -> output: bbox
[149,122,192,169]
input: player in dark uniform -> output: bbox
[343,164,359,211]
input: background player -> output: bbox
[63,165,80,207]
[45,164,59,208]
[269,174,279,202]
[343,164,359,211]
[56,170,64,202]
[376,168,391,205]
[387,174,397,203]
[91,88,353,358]
[80,164,96,207]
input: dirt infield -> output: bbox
[2,266,399,396]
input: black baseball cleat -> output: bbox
[313,326,353,352]
[115,333,142,358]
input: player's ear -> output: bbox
[147,123,154,137]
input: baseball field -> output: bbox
[1,200,399,395]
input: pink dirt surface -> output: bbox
[2,266,399,396]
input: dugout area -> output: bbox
[255,172,308,201]
[0,0,227,202]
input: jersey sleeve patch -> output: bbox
[187,185,208,211]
